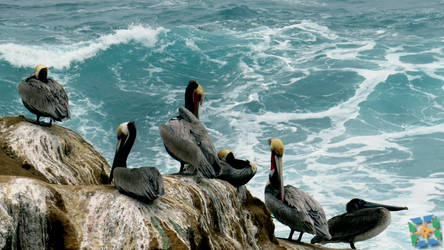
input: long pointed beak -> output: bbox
[193,86,204,118]
[196,85,204,104]
[110,136,125,183]
[115,139,122,155]
[363,201,408,211]
[275,155,284,201]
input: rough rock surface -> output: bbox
[0,116,349,250]
[278,239,351,250]
[0,116,110,185]
[0,175,278,249]
[0,175,349,250]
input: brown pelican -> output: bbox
[311,198,408,249]
[217,149,257,187]
[18,65,70,126]
[110,121,165,203]
[265,138,331,243]
[159,80,220,178]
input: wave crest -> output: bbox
[0,25,167,70]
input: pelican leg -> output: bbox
[350,242,356,249]
[174,162,194,176]
[49,118,52,126]
[36,115,40,125]
[179,162,184,173]
[288,229,294,240]
[296,232,303,243]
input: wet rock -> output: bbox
[0,116,110,185]
[0,116,348,249]
[0,175,277,249]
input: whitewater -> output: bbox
[1,1,443,249]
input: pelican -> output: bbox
[18,65,70,126]
[110,121,165,203]
[264,138,331,243]
[311,198,408,249]
[217,149,257,187]
[159,80,220,178]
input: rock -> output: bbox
[278,239,351,250]
[0,116,348,250]
[0,175,348,250]
[0,116,110,185]
[0,175,274,249]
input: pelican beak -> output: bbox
[275,154,284,201]
[116,123,129,149]
[115,138,122,155]
[193,85,204,118]
[362,201,408,211]
[250,161,257,173]
[195,85,204,105]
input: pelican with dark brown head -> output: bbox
[159,80,221,178]
[18,65,70,126]
[311,198,408,249]
[184,80,204,118]
[265,138,331,243]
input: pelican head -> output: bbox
[268,138,284,201]
[116,121,135,152]
[218,149,233,162]
[218,148,257,173]
[32,65,48,82]
[346,198,408,213]
[185,80,204,118]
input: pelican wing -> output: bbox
[326,208,383,242]
[159,108,218,177]
[46,79,70,120]
[284,185,331,239]
[18,78,70,121]
[218,161,255,187]
[113,166,165,203]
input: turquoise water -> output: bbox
[1,1,444,249]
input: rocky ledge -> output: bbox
[0,116,348,250]
[0,116,110,185]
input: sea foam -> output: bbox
[0,25,167,70]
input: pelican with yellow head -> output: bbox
[18,65,70,126]
[217,149,257,187]
[265,138,331,243]
[110,121,165,203]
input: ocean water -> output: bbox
[1,0,444,249]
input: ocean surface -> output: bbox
[1,0,443,249]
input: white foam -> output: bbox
[184,37,227,66]
[0,25,168,70]
[290,20,338,40]
[325,41,376,60]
